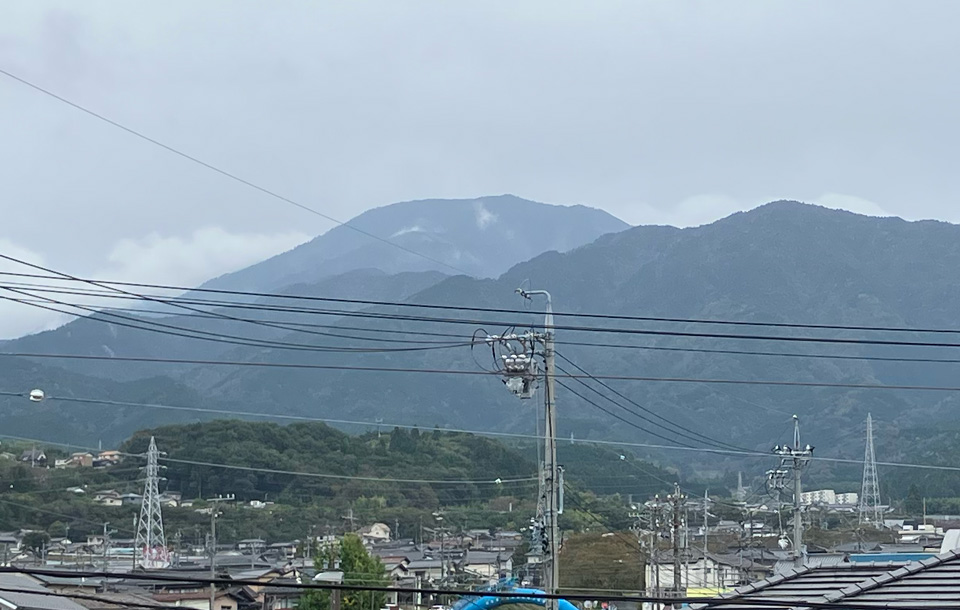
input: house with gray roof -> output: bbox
[695,548,960,609]
[0,571,88,610]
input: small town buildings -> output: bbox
[645,549,769,596]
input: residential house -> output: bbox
[55,453,94,469]
[120,493,143,505]
[0,571,88,610]
[19,449,46,466]
[407,559,444,583]
[461,550,511,582]
[97,450,122,464]
[693,548,960,609]
[267,542,298,561]
[237,539,266,553]
[93,490,122,507]
[71,591,169,610]
[153,588,255,610]
[158,492,181,508]
[358,523,391,545]
[646,549,770,597]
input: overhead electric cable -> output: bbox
[0,292,471,354]
[556,353,751,453]
[6,351,960,393]
[0,255,476,351]
[158,456,537,485]
[0,68,472,276]
[7,270,960,337]
[0,412,956,474]
[11,282,960,365]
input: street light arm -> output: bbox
[516,288,553,333]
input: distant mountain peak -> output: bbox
[193,195,629,292]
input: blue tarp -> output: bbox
[848,552,935,563]
[451,587,578,610]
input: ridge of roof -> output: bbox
[821,547,960,603]
[691,565,814,607]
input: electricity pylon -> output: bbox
[859,413,883,526]
[135,436,170,569]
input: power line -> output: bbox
[13,282,960,365]
[0,255,474,353]
[0,426,537,486]
[0,68,472,277]
[556,352,751,453]
[0,291,470,355]
[8,350,960,393]
[7,270,960,338]
[0,405,956,476]
[159,457,538,486]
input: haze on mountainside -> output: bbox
[3,2,960,341]
[5,199,960,495]
[4,2,960,506]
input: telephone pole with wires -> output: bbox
[667,484,686,597]
[482,287,560,610]
[769,415,813,567]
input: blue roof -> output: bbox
[848,552,935,563]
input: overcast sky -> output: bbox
[1,1,959,338]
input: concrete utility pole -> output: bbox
[703,490,709,557]
[667,484,685,597]
[432,511,446,581]
[485,287,559,610]
[207,495,234,610]
[209,508,217,610]
[772,415,813,568]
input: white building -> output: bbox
[835,492,859,505]
[801,489,837,505]
[800,490,858,506]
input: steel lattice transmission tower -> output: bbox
[135,436,170,568]
[859,413,883,526]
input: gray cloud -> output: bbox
[1,1,959,336]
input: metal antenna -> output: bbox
[135,436,170,568]
[859,413,883,526]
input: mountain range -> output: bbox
[3,197,960,496]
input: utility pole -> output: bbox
[703,490,709,559]
[772,415,813,568]
[101,523,111,571]
[484,287,559,610]
[432,511,446,581]
[667,484,685,598]
[209,508,217,610]
[207,495,234,610]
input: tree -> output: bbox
[22,531,50,554]
[299,534,387,610]
[905,484,924,515]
